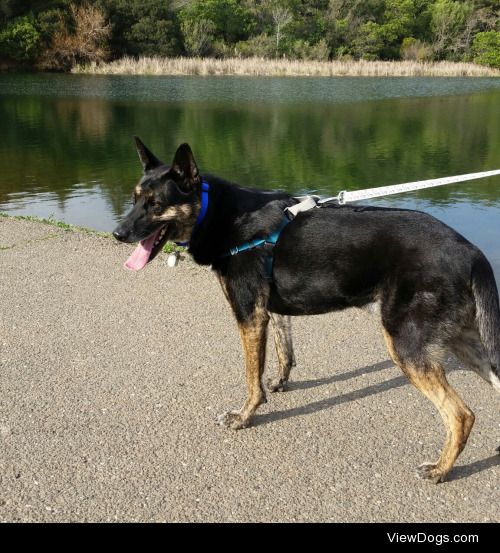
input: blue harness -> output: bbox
[180,181,290,279]
[224,217,290,279]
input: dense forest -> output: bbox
[0,0,499,70]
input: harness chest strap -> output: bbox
[224,217,290,279]
[222,197,317,278]
[227,216,290,257]
[225,195,316,257]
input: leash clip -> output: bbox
[285,196,319,220]
[337,190,346,205]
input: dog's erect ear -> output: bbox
[171,143,200,192]
[134,136,162,172]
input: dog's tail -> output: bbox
[472,255,500,392]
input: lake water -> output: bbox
[1,73,500,276]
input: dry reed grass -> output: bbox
[73,56,500,77]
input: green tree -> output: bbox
[352,21,385,59]
[430,0,474,58]
[125,17,179,56]
[0,0,497,66]
[411,0,433,41]
[98,0,181,57]
[381,0,416,43]
[473,30,500,68]
[352,1,430,59]
[285,0,328,45]
[270,4,293,56]
[178,0,252,49]
[181,18,216,56]
[0,15,40,62]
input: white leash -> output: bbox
[317,169,500,205]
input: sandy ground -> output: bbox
[0,217,499,522]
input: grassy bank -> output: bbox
[73,56,500,77]
[0,212,109,237]
[0,212,184,253]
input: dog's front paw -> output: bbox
[416,462,447,484]
[217,411,249,430]
[267,377,288,393]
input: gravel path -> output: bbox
[1,217,499,522]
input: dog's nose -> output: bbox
[113,228,129,242]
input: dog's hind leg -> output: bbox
[452,329,493,384]
[383,330,475,483]
[267,313,296,393]
[218,303,269,430]
[451,329,500,456]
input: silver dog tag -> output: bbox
[167,252,179,268]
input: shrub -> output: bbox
[400,37,434,61]
[181,18,216,56]
[40,3,111,71]
[472,31,500,68]
[235,34,275,58]
[211,39,234,58]
[35,9,67,47]
[125,17,179,57]
[0,16,40,62]
[235,35,329,61]
[286,38,330,61]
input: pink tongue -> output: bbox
[124,229,161,271]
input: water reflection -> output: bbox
[0,74,499,275]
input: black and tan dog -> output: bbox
[113,139,500,483]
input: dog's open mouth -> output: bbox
[124,225,169,271]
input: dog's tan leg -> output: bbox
[383,330,475,483]
[218,304,269,430]
[411,368,475,483]
[267,313,296,392]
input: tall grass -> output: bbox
[73,56,500,77]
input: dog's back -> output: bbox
[271,205,477,312]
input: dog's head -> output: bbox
[113,138,201,271]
